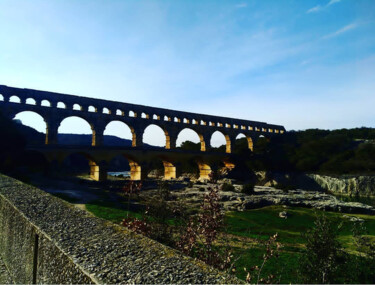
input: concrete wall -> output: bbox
[0,174,238,284]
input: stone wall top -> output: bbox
[0,174,240,284]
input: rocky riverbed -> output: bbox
[140,183,375,215]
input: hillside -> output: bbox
[179,128,375,176]
[236,128,375,175]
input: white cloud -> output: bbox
[307,5,322,14]
[328,0,342,6]
[322,23,358,39]
[307,0,342,13]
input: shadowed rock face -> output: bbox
[307,174,375,197]
[0,174,240,284]
[147,183,375,215]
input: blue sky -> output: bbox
[1,0,374,146]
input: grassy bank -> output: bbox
[225,206,375,282]
[80,200,375,283]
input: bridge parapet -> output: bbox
[0,174,240,283]
[0,85,285,154]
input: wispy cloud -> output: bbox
[322,23,358,39]
[328,0,342,6]
[307,5,322,13]
[307,0,342,13]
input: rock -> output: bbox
[279,211,288,219]
[350,217,364,222]
[307,174,375,197]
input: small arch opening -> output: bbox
[103,107,111,114]
[129,111,136,117]
[73,104,82,111]
[9,95,21,103]
[153,114,160,120]
[174,117,181,123]
[0,94,4,101]
[116,109,123,116]
[88,106,97,112]
[26,98,36,105]
[41,100,51,107]
[57,102,66,109]
[141,112,149,119]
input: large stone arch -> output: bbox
[57,116,95,145]
[235,133,254,151]
[176,128,208,152]
[103,120,136,147]
[105,153,144,181]
[210,130,232,153]
[11,110,52,144]
[142,123,171,149]
[59,151,105,181]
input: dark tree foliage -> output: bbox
[242,128,375,175]
[0,112,27,173]
[179,140,201,151]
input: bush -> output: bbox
[221,182,235,192]
[241,183,255,195]
[298,214,343,283]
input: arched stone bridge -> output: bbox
[0,84,286,180]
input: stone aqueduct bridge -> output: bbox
[0,85,285,180]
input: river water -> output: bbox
[108,171,131,178]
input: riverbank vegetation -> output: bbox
[69,181,375,283]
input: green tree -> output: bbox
[298,214,344,284]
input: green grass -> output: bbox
[84,200,375,283]
[225,205,375,282]
[225,205,375,247]
[85,200,143,223]
[233,246,301,283]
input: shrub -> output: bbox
[221,182,235,192]
[298,214,343,284]
[241,183,255,195]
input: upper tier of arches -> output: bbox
[0,85,286,153]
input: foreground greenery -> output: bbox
[81,196,375,283]
[226,206,375,283]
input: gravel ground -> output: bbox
[0,257,13,284]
